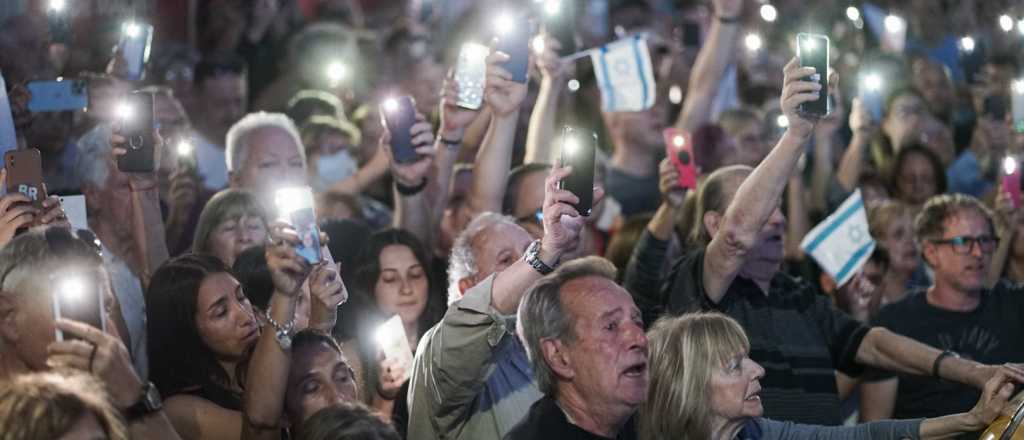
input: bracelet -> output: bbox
[932,350,959,378]
[716,15,741,24]
[440,137,462,150]
[395,178,428,196]
[264,308,296,351]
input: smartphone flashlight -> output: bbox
[760,4,777,22]
[543,0,561,16]
[562,135,580,156]
[744,33,763,52]
[123,21,142,38]
[863,73,882,92]
[49,0,65,12]
[776,115,789,128]
[115,101,132,121]
[846,7,860,21]
[884,15,905,34]
[959,36,976,53]
[1004,156,1021,208]
[325,61,347,84]
[382,98,399,114]
[274,187,309,218]
[1001,15,1015,32]
[57,277,86,303]
[532,36,546,54]
[1005,157,1017,176]
[495,13,515,36]
[176,139,194,157]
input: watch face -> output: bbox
[144,383,162,409]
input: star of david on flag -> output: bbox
[590,35,657,112]
[800,189,876,287]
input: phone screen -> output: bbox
[119,22,153,82]
[47,7,72,45]
[27,80,89,113]
[52,273,105,341]
[797,33,830,117]
[275,187,323,265]
[494,14,531,83]
[380,96,420,163]
[541,0,578,56]
[1013,81,1024,133]
[664,128,697,190]
[558,126,596,216]
[4,149,46,210]
[117,91,156,173]
[454,43,488,110]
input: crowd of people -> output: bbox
[1,0,1023,439]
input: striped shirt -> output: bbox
[659,249,870,426]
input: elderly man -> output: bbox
[507,257,646,439]
[225,111,307,208]
[651,59,1024,426]
[861,195,1024,433]
[0,227,179,439]
[408,165,600,440]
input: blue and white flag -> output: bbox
[800,189,875,287]
[590,35,656,112]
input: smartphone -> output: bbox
[859,74,883,122]
[4,148,47,210]
[796,33,830,117]
[117,91,156,173]
[984,95,1008,121]
[52,272,106,342]
[454,43,488,110]
[275,187,323,265]
[46,2,72,45]
[541,0,578,56]
[664,128,697,190]
[58,195,88,232]
[558,126,596,216]
[380,95,420,164]
[376,314,413,376]
[27,79,89,113]
[173,136,197,171]
[1014,80,1024,133]
[1004,156,1021,209]
[494,13,531,83]
[118,21,154,82]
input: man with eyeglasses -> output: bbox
[861,194,1024,438]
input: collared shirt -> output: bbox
[658,249,870,426]
[407,274,542,440]
[192,131,228,192]
[100,241,147,380]
[504,395,638,440]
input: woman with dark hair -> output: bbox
[889,144,948,216]
[353,228,444,435]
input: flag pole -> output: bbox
[561,49,595,63]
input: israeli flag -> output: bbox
[800,190,876,287]
[590,35,656,112]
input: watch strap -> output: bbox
[125,382,162,422]
[525,240,555,275]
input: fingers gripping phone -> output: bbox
[558,126,596,216]
[5,148,47,210]
[797,33,830,117]
[454,43,488,110]
[664,128,697,190]
[27,80,89,113]
[116,91,157,173]
[380,96,421,164]
[52,272,106,341]
[118,21,154,82]
[275,187,323,265]
[494,13,531,83]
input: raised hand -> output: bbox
[383,112,436,189]
[47,319,142,410]
[307,262,347,331]
[534,35,568,82]
[484,51,528,116]
[540,165,605,263]
[376,352,411,401]
[439,71,479,138]
[780,57,825,139]
[265,221,312,296]
[658,158,687,208]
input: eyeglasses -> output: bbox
[929,235,997,255]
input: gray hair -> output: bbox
[0,227,103,300]
[447,212,520,304]
[225,112,305,172]
[75,123,114,190]
[517,256,618,396]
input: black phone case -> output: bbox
[543,2,578,56]
[558,127,596,217]
[117,91,156,173]
[797,34,829,117]
[383,96,420,164]
[495,15,531,83]
[54,277,104,341]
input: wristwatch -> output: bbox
[525,239,557,275]
[125,382,163,421]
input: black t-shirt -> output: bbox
[658,249,870,426]
[504,395,638,440]
[867,282,1024,421]
[605,166,661,217]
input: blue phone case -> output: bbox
[27,80,88,112]
[494,15,531,83]
[291,207,323,264]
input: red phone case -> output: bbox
[664,128,697,190]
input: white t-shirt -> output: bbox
[193,131,229,191]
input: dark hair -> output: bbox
[691,124,730,173]
[288,90,346,126]
[913,194,996,244]
[232,245,274,311]
[293,329,344,356]
[194,52,248,86]
[889,144,948,200]
[869,247,890,272]
[296,402,400,440]
[872,87,927,171]
[503,163,553,215]
[605,213,654,278]
[146,254,241,401]
[354,229,442,338]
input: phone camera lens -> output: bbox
[677,151,691,165]
[129,135,144,150]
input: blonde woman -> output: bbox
[0,371,128,440]
[639,313,1017,440]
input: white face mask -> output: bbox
[312,150,358,192]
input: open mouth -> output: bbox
[745,390,762,402]
[622,361,648,378]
